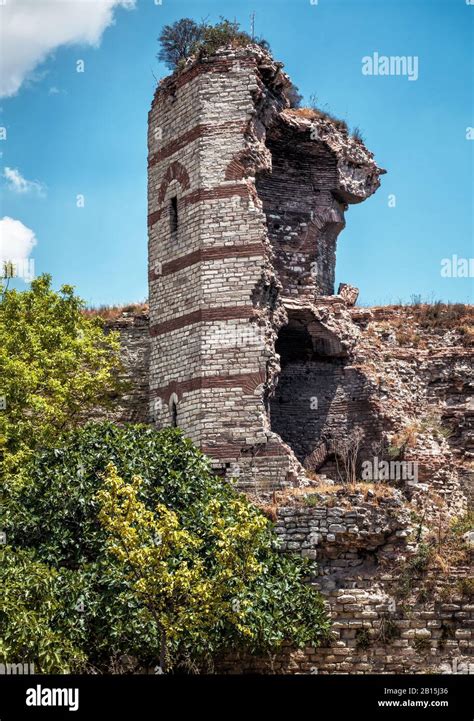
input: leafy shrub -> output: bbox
[6,423,330,672]
[157,17,270,71]
[198,18,255,57]
[395,543,434,599]
[451,511,474,537]
[355,628,371,649]
[157,18,204,70]
[0,547,85,673]
[408,543,433,574]
[0,274,123,483]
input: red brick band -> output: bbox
[152,58,256,101]
[149,242,265,280]
[148,183,251,228]
[201,442,290,460]
[183,184,250,206]
[149,305,255,336]
[148,121,248,167]
[157,161,190,204]
[151,369,265,403]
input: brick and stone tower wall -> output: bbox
[147,45,384,490]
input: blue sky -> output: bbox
[0,0,472,306]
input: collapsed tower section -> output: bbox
[148,46,385,489]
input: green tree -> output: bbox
[0,546,85,673]
[96,463,271,671]
[157,18,204,70]
[0,274,123,483]
[7,423,330,672]
[157,17,270,71]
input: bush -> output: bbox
[0,547,85,673]
[0,274,123,483]
[157,18,204,70]
[157,17,270,71]
[6,422,330,672]
[287,84,303,109]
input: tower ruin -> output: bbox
[147,45,385,489]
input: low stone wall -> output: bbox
[93,310,473,674]
[217,491,473,674]
[100,312,150,425]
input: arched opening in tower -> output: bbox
[171,400,178,428]
[268,310,382,480]
[269,312,344,469]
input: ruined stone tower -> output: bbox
[148,45,384,489]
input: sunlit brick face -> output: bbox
[147,47,383,489]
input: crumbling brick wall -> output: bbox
[102,299,473,517]
[216,493,473,674]
[147,45,384,489]
[100,304,473,674]
[256,133,343,298]
[88,311,150,425]
[270,357,383,474]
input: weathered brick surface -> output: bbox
[216,495,473,674]
[89,312,150,425]
[147,45,383,488]
[97,43,474,675]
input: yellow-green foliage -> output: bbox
[0,547,85,673]
[6,422,330,672]
[0,274,123,481]
[96,463,272,668]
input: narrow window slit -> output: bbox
[170,196,178,233]
[171,400,178,428]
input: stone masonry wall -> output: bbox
[217,490,473,674]
[147,45,384,490]
[98,304,473,674]
[90,311,150,425]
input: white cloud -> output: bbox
[3,167,46,196]
[0,0,136,98]
[0,216,37,265]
